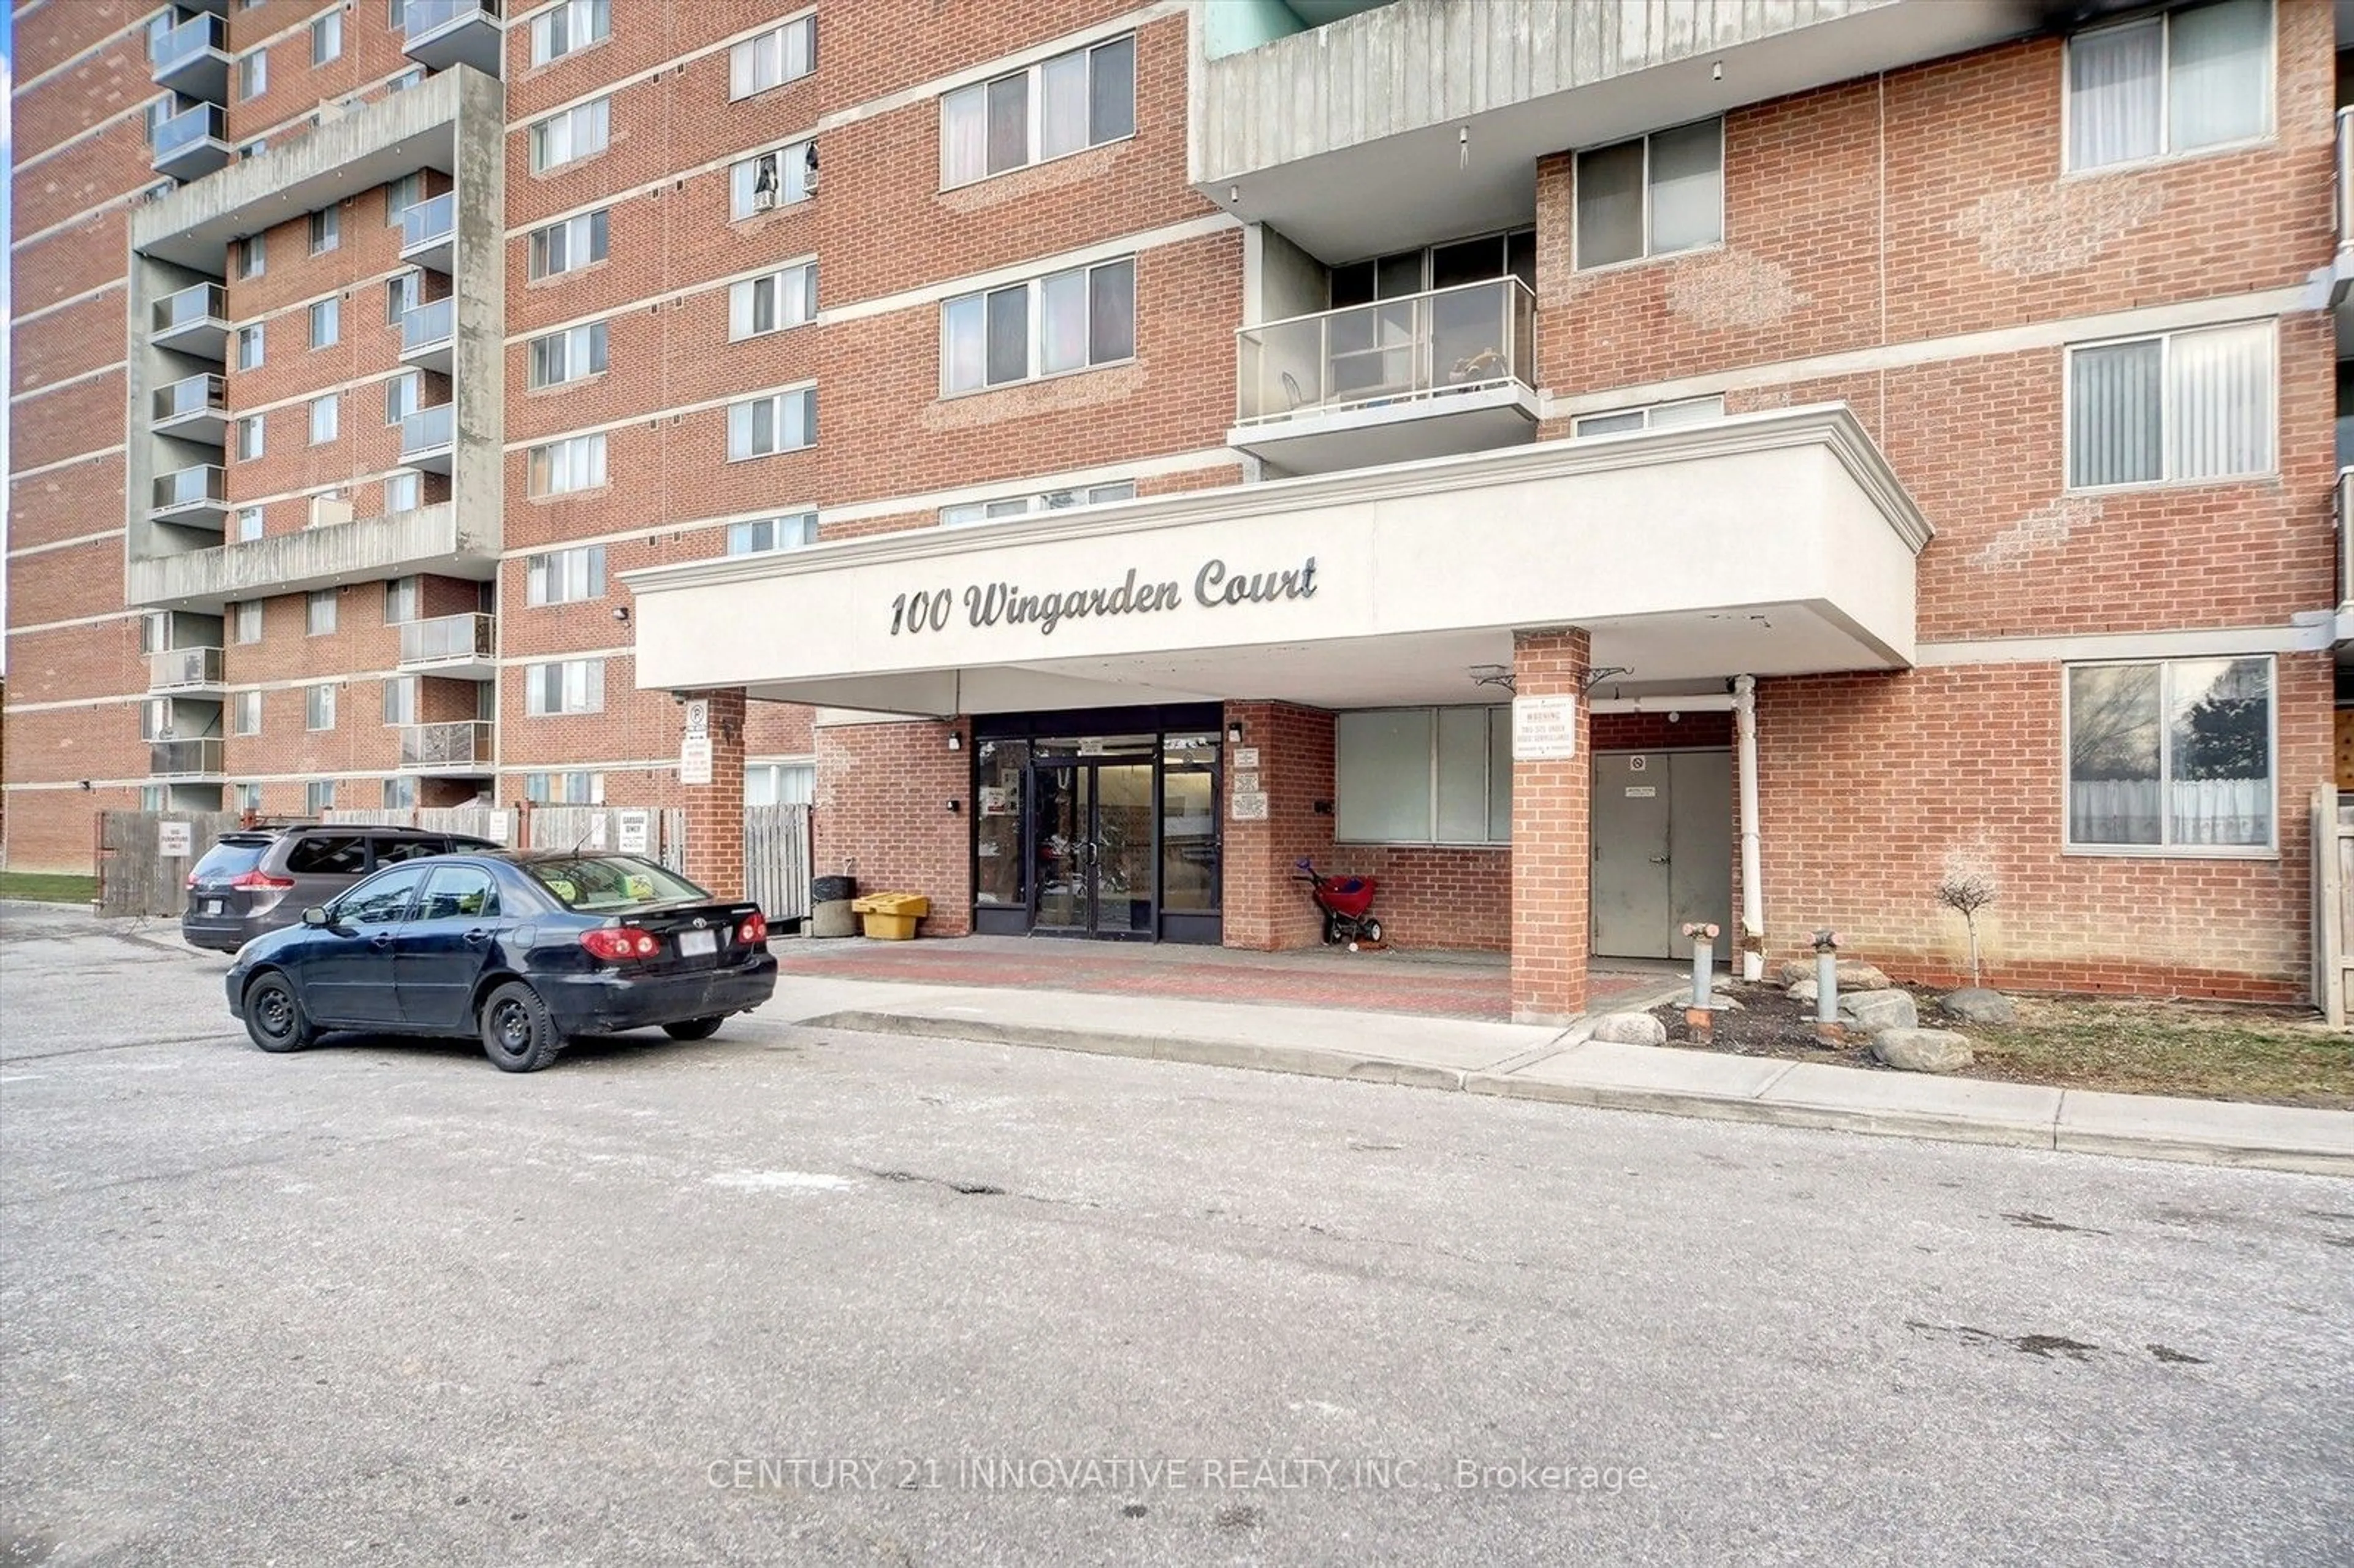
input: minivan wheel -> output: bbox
[243,973,316,1054]
[661,1016,725,1041]
[479,981,563,1073]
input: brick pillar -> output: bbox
[1510,628,1592,1025]
[682,688,747,900]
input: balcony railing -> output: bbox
[399,612,495,668]
[153,465,228,513]
[153,373,227,425]
[401,297,454,356]
[151,737,226,778]
[2340,468,2353,612]
[400,720,493,770]
[401,191,455,259]
[1235,276,1536,425]
[152,101,227,159]
[150,12,228,74]
[153,281,228,337]
[406,0,500,34]
[149,646,224,690]
[400,403,455,462]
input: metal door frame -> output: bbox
[1591,747,1733,960]
[1024,756,1159,942]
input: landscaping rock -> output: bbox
[1786,977,1818,1005]
[1777,959,1813,988]
[1778,960,1891,992]
[1705,993,1745,1013]
[1840,989,1919,1035]
[1872,1028,1974,1073]
[1591,1012,1667,1046]
[1942,987,2016,1026]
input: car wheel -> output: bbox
[243,973,316,1054]
[479,981,563,1073]
[661,1016,725,1041]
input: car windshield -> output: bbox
[524,855,709,911]
[191,840,268,881]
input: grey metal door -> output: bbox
[1666,750,1734,948]
[1593,753,1674,959]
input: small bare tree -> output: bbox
[1935,869,1997,988]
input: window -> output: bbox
[338,864,430,928]
[305,683,337,730]
[942,34,1134,187]
[531,0,609,66]
[385,370,420,424]
[530,97,610,172]
[388,66,425,94]
[233,782,263,815]
[232,600,263,642]
[1574,118,1723,270]
[942,257,1134,394]
[418,863,498,920]
[524,660,605,716]
[235,234,266,280]
[309,205,340,254]
[728,262,817,340]
[309,297,340,349]
[726,512,818,555]
[235,324,265,370]
[234,507,265,544]
[731,14,815,99]
[1335,707,1514,845]
[383,674,417,725]
[1572,395,1727,438]
[942,481,1133,527]
[237,48,267,101]
[236,414,265,462]
[524,771,603,804]
[384,172,422,227]
[726,387,817,460]
[140,611,167,653]
[385,470,422,513]
[311,10,341,65]
[2066,657,2273,851]
[383,776,419,810]
[528,322,608,388]
[143,94,172,147]
[386,268,422,324]
[2067,0,2271,172]
[384,577,421,624]
[528,210,609,279]
[388,0,408,27]
[729,139,816,219]
[527,544,605,605]
[307,589,338,636]
[232,690,261,736]
[2066,321,2274,489]
[309,394,339,445]
[139,698,170,742]
[745,761,816,806]
[305,780,338,815]
[527,433,607,497]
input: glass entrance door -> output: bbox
[1030,760,1156,938]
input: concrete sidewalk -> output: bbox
[783,978,2354,1178]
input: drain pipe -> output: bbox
[1733,674,1764,981]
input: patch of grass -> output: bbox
[0,871,97,905]
[1967,997,2354,1109]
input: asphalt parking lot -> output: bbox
[4,905,2351,1566]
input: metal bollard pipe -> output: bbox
[1813,927,1843,1044]
[1684,922,1718,1010]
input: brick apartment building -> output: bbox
[6,0,2350,1024]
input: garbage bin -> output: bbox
[850,892,930,941]
[810,875,857,939]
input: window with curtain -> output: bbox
[745,761,817,806]
[384,577,420,625]
[1335,707,1514,845]
[528,322,608,388]
[2067,321,2272,488]
[309,298,338,349]
[1575,118,1722,270]
[1574,395,1726,437]
[384,172,422,226]
[383,675,417,726]
[941,258,1134,394]
[2066,657,2272,851]
[305,683,336,731]
[727,513,818,555]
[528,210,609,278]
[729,140,816,219]
[531,0,609,66]
[232,690,262,736]
[530,97,611,172]
[941,481,1133,527]
[728,262,817,340]
[306,590,337,636]
[385,370,420,425]
[527,434,608,497]
[727,387,817,460]
[233,601,263,642]
[730,15,813,99]
[2066,0,2271,172]
[942,34,1135,187]
[309,394,338,445]
[526,545,605,605]
[524,660,606,717]
[386,470,421,513]
[307,780,337,813]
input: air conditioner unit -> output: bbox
[308,495,354,530]
[752,188,777,212]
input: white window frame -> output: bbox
[235,233,265,280]
[1334,707,1515,847]
[941,481,1134,527]
[386,267,422,324]
[530,97,611,173]
[237,48,267,102]
[940,32,1137,189]
[310,10,341,65]
[1572,395,1727,438]
[726,512,818,555]
[306,588,338,637]
[528,210,609,279]
[383,674,418,726]
[1572,116,1726,272]
[308,297,340,349]
[729,139,816,220]
[727,261,817,341]
[530,0,610,67]
[384,576,421,625]
[528,322,608,389]
[527,433,608,497]
[232,599,264,642]
[309,205,340,254]
[2062,320,2277,493]
[309,394,340,446]
[524,770,604,804]
[2062,0,2276,176]
[2061,655,2277,856]
[523,660,606,717]
[383,776,417,810]
[525,544,606,606]
[305,683,337,731]
[389,66,425,94]
[726,387,817,462]
[234,782,263,815]
[729,13,815,101]
[941,257,1135,395]
[385,369,421,425]
[232,690,262,736]
[236,413,265,462]
[307,780,337,813]
[385,470,422,513]
[385,172,423,227]
[234,508,265,544]
[235,323,265,370]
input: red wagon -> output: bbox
[1295,857,1382,948]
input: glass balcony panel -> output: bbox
[399,612,495,666]
[153,373,227,423]
[401,297,454,354]
[400,720,493,769]
[151,737,226,777]
[153,282,228,335]
[153,465,229,511]
[1235,276,1534,424]
[402,192,455,253]
[150,646,224,690]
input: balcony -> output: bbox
[403,0,503,75]
[400,403,455,473]
[399,720,494,774]
[398,612,497,680]
[2339,469,2353,630]
[399,297,454,375]
[151,737,227,780]
[151,373,230,446]
[1231,277,1538,476]
[128,501,497,612]
[151,283,230,360]
[400,191,455,272]
[2335,109,2352,349]
[150,12,230,102]
[148,645,226,694]
[151,465,229,528]
[151,102,230,182]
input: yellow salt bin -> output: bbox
[850,892,930,941]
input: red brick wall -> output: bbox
[812,717,973,935]
[1217,701,1335,950]
[1510,630,1593,1023]
[682,688,748,899]
[1592,712,1734,752]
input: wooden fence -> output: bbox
[95,810,242,918]
[525,805,688,875]
[2312,785,2354,1027]
[326,807,517,843]
[744,804,813,924]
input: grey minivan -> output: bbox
[181,824,497,953]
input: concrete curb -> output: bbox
[802,1008,2354,1178]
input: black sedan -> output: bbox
[225,851,778,1072]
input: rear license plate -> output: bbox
[677,929,718,957]
[204,900,223,916]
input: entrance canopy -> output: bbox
[623,405,1932,716]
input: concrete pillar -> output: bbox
[682,688,747,900]
[1509,628,1593,1026]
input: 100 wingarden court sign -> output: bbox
[888,555,1320,638]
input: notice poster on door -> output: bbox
[1512,695,1579,761]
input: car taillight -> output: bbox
[736,913,768,946]
[230,870,296,891]
[580,927,660,962]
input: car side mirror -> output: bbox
[301,906,332,928]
